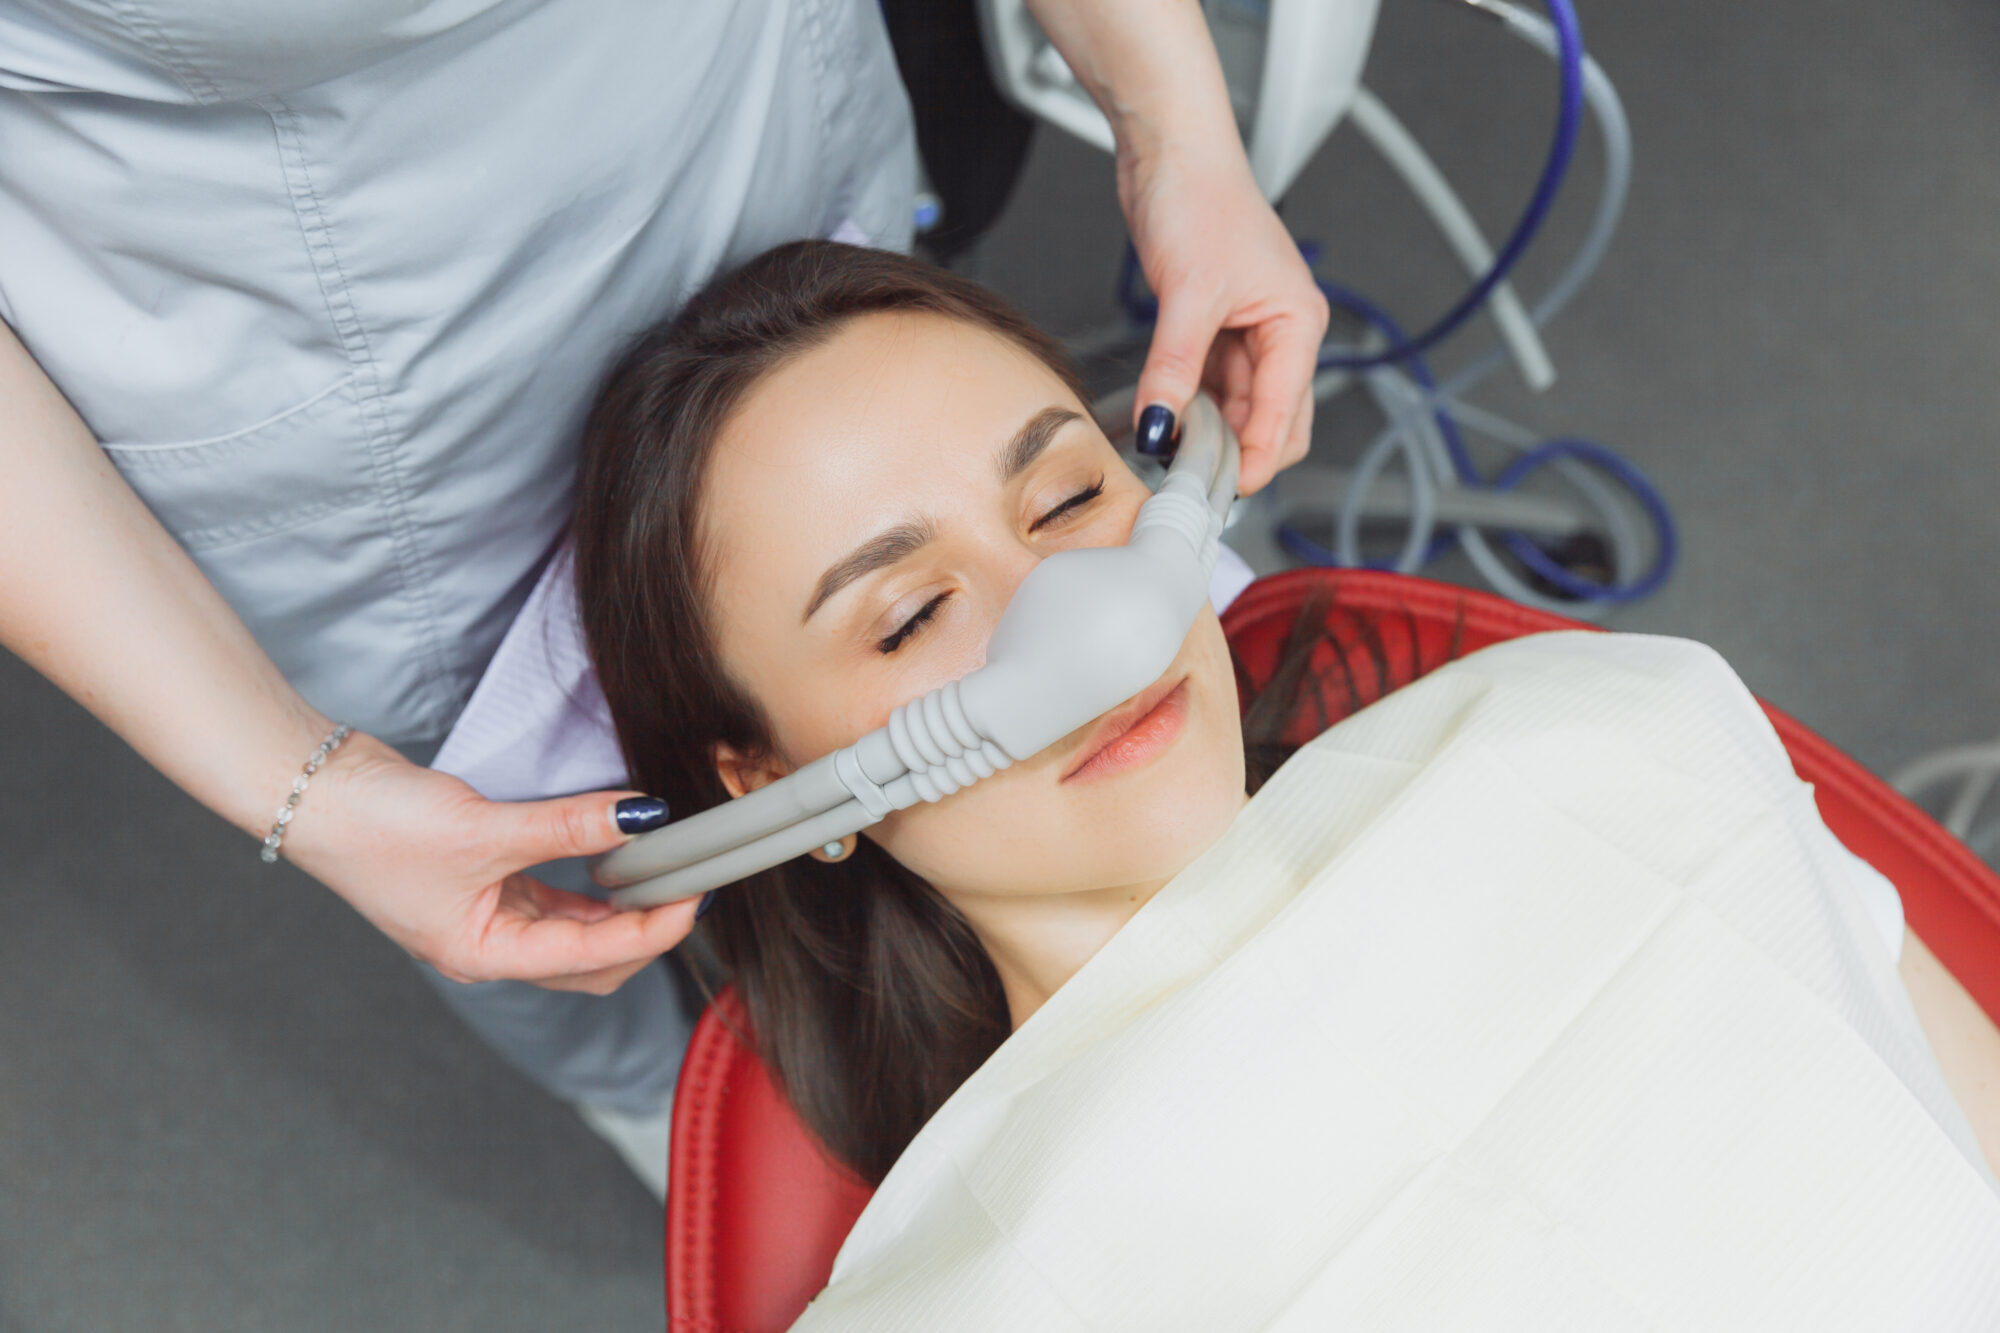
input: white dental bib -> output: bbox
[791,631,2000,1331]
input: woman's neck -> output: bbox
[946,790,1249,1029]
[949,878,1172,1029]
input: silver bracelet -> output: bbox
[260,723,352,864]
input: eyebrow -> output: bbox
[800,405,1083,623]
[802,517,937,623]
[996,406,1082,483]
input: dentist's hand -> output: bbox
[285,732,696,993]
[1021,0,1328,495]
[1122,146,1329,496]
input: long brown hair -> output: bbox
[573,240,1448,1183]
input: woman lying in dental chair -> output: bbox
[571,241,2000,1329]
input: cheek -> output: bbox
[756,675,894,770]
[867,777,1060,892]
[743,594,997,769]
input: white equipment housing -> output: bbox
[976,0,1382,202]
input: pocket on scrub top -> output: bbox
[94,372,409,706]
[99,375,374,552]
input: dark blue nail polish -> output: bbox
[614,796,669,834]
[694,891,717,920]
[1136,403,1177,459]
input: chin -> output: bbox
[1082,754,1244,880]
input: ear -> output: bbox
[712,741,793,800]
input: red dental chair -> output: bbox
[663,569,2000,1332]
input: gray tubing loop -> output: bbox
[593,393,1240,907]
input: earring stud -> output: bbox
[821,839,849,860]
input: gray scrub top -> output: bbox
[0,0,916,743]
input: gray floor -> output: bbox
[5,1,1999,1329]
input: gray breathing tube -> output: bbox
[590,393,1241,908]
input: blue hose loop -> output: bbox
[1318,0,1586,371]
[1274,519,1410,571]
[1490,439,1678,603]
[1315,278,1477,486]
[1284,277,1461,569]
[1280,278,1678,604]
[1274,428,1678,604]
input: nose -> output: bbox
[967,489,1147,664]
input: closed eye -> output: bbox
[876,477,1107,655]
[877,591,951,654]
[1029,475,1105,533]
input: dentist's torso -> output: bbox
[0,0,915,742]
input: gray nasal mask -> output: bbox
[591,393,1241,908]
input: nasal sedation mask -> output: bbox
[591,393,1241,908]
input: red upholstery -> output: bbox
[664,987,873,1333]
[665,569,2000,1331]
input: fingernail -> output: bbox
[694,891,717,920]
[614,796,670,834]
[1136,403,1177,458]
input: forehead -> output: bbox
[699,310,1083,561]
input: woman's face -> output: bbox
[700,310,1246,901]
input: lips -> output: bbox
[1060,672,1190,782]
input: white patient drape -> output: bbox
[792,632,2000,1331]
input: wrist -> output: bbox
[1111,97,1245,173]
[1116,128,1261,240]
[255,721,355,863]
[189,694,336,838]
[1025,0,1248,199]
[268,727,400,872]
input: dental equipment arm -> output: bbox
[590,394,1241,908]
